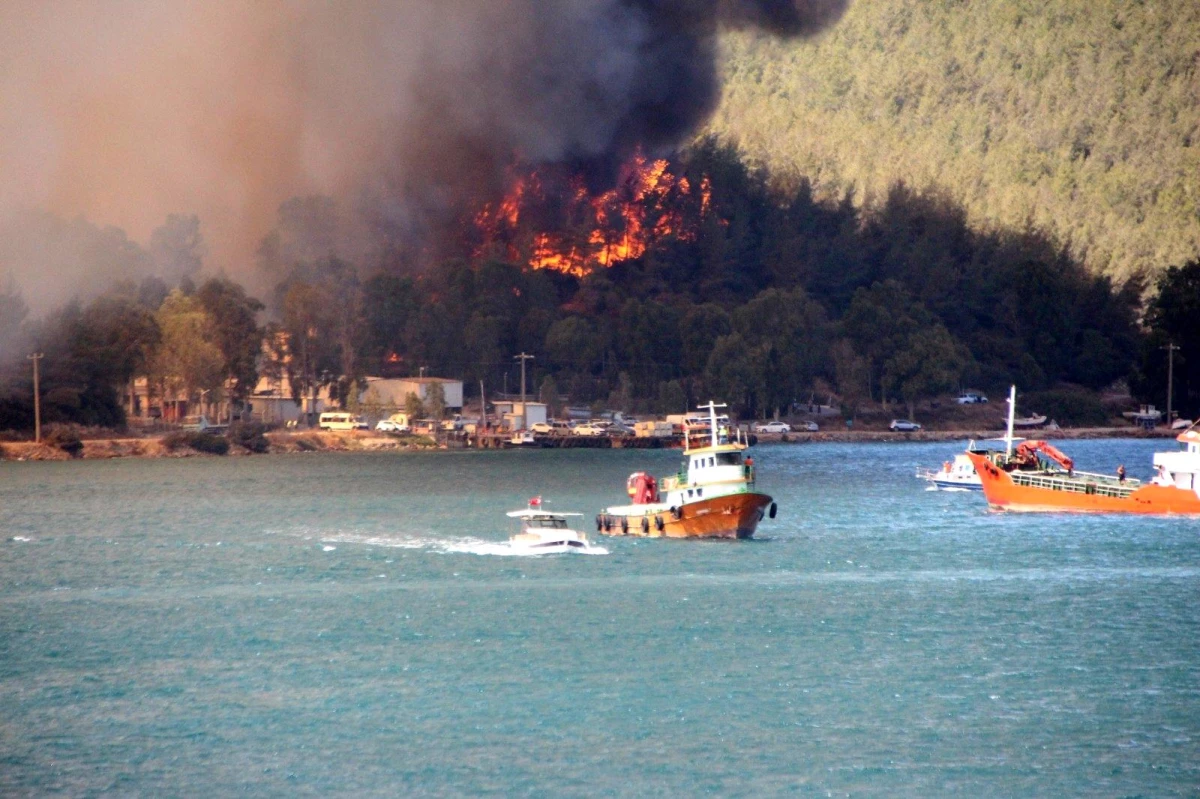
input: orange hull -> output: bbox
[598,492,774,539]
[967,453,1200,514]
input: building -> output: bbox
[248,374,331,425]
[493,401,547,430]
[359,377,464,411]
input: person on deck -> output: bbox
[1117,464,1127,482]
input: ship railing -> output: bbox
[1009,470,1138,498]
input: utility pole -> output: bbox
[28,352,43,443]
[1164,342,1181,427]
[514,352,534,430]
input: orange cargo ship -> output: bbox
[966,388,1200,514]
[596,401,776,539]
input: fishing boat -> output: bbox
[966,387,1200,514]
[596,401,776,539]
[916,451,983,490]
[506,498,607,554]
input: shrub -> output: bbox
[45,425,84,457]
[162,430,230,455]
[227,422,270,454]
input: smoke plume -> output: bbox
[0,0,847,312]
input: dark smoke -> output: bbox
[377,0,850,249]
[0,0,848,309]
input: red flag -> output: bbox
[529,496,541,507]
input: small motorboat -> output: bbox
[916,452,983,491]
[508,430,538,447]
[506,498,607,555]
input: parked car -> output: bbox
[800,421,819,432]
[754,421,791,434]
[530,421,554,434]
[955,392,988,404]
[571,423,607,437]
[605,423,634,437]
[889,419,922,431]
[375,419,408,433]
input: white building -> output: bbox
[493,401,547,430]
[359,377,464,411]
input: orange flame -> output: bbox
[473,153,709,276]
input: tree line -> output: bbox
[1,139,1197,431]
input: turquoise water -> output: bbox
[1,440,1197,796]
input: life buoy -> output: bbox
[769,502,778,519]
[655,515,664,532]
[620,517,629,534]
[641,516,649,533]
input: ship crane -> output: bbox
[1014,440,1075,472]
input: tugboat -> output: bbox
[506,498,607,554]
[596,402,776,539]
[966,387,1200,514]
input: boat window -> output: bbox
[708,457,715,467]
[715,453,742,466]
[697,488,703,497]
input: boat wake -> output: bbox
[317,531,608,557]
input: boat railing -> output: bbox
[915,467,939,480]
[1009,470,1138,498]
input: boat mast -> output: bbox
[697,400,727,448]
[1005,385,1017,458]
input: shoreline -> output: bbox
[0,426,1180,462]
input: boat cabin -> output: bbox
[1153,429,1200,491]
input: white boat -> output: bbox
[506,500,607,555]
[916,452,983,491]
[1011,414,1047,428]
[1123,404,1163,428]
[508,430,538,447]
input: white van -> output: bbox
[318,412,368,431]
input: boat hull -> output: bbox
[598,492,774,539]
[967,453,1200,514]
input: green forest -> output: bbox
[2,139,1197,433]
[709,0,1200,282]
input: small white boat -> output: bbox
[508,431,538,447]
[916,452,983,491]
[1011,414,1047,428]
[506,500,607,555]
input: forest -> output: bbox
[1,138,1196,433]
[709,0,1200,283]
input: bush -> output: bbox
[1023,389,1110,427]
[162,430,230,455]
[227,422,269,454]
[45,425,84,457]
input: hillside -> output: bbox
[709,0,1200,280]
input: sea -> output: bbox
[1,439,1197,797]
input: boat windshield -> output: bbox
[525,517,568,529]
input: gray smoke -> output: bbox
[0,0,847,311]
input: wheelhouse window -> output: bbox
[715,452,742,466]
[527,517,567,529]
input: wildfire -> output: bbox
[473,153,711,276]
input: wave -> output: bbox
[317,531,607,557]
